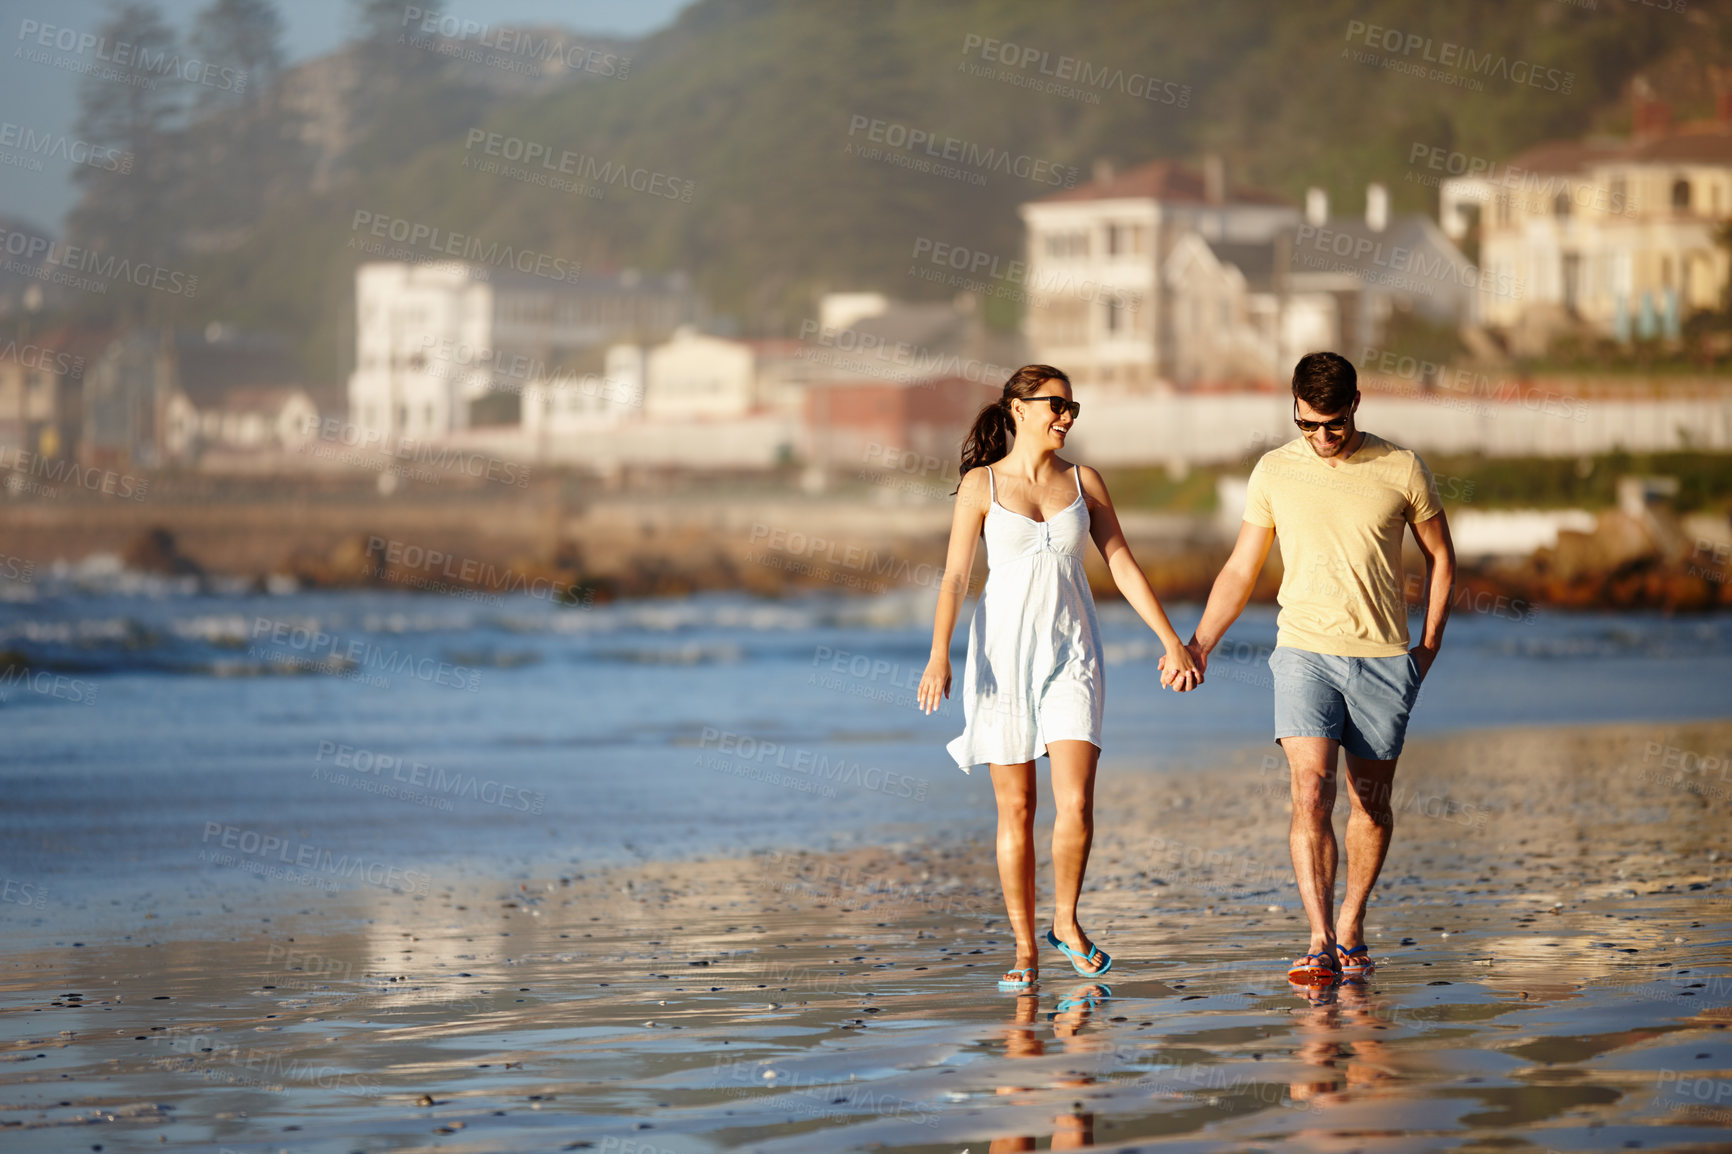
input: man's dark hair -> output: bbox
[1291,351,1357,414]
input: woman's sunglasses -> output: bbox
[1024,395,1081,420]
[1293,400,1349,434]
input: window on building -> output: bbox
[1553,190,1571,219]
[1044,231,1087,260]
[1609,176,1627,215]
[1035,298,1088,345]
[1104,296,1124,334]
[1661,255,1673,288]
[1672,177,1691,211]
[1495,191,1511,226]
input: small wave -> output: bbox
[1487,620,1732,661]
[590,642,744,665]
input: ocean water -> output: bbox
[2,564,1729,914]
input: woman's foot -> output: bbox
[999,953,1039,987]
[1047,923,1110,976]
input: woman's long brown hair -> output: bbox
[953,364,1071,493]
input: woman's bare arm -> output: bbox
[1078,465,1200,689]
[918,467,988,713]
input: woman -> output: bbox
[917,365,1200,988]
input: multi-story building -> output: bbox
[1018,158,1300,393]
[1161,185,1475,385]
[347,261,698,442]
[1439,92,1732,348]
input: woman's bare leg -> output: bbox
[989,761,1039,982]
[1047,739,1105,974]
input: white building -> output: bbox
[165,386,319,457]
[1018,157,1301,393]
[347,261,697,442]
[1439,94,1732,349]
[520,344,643,440]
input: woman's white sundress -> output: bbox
[946,463,1105,772]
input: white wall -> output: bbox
[451,414,799,470]
[1066,391,1732,466]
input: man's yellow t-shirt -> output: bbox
[1243,432,1442,658]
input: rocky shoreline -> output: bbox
[3,489,1727,611]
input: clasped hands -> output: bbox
[1159,638,1207,693]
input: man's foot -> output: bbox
[1287,949,1341,984]
[1046,926,1112,976]
[1333,942,1374,978]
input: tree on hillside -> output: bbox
[66,2,185,267]
[184,0,307,236]
[340,0,490,174]
[191,0,284,108]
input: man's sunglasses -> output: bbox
[1293,400,1349,434]
[1024,395,1081,420]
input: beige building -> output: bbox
[1440,97,1732,347]
[643,327,758,420]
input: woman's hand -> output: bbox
[1158,642,1202,693]
[917,655,951,714]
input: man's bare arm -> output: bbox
[1161,521,1275,685]
[1409,511,1455,678]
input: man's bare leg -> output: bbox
[1283,736,1340,956]
[1336,753,1398,952]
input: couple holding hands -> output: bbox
[917,353,1456,989]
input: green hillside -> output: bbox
[48,0,1732,385]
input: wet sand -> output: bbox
[2,719,1729,1152]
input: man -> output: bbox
[1163,351,1456,983]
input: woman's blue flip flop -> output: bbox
[1046,929,1112,976]
[1051,983,1113,1014]
[997,966,1037,990]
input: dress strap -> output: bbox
[986,465,996,501]
[1073,465,1082,500]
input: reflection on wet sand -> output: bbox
[2,720,1728,1151]
[1287,980,1398,1107]
[990,985,1108,1151]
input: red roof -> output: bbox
[1504,139,1624,174]
[1503,121,1732,172]
[1034,158,1290,206]
[1627,125,1732,164]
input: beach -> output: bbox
[3,717,1728,1152]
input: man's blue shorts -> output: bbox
[1269,646,1422,760]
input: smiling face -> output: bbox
[1294,392,1360,459]
[1011,378,1076,450]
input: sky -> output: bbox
[0,0,692,232]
